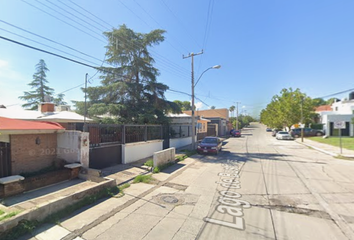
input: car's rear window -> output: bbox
[202,138,217,143]
[279,131,288,134]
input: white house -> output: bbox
[317,93,354,136]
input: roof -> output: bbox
[0,117,64,131]
[315,105,332,112]
[183,108,229,120]
[167,113,192,118]
[0,108,92,123]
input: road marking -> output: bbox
[204,160,251,230]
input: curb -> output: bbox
[296,141,338,157]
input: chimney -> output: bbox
[39,102,55,113]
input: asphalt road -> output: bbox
[30,122,354,240]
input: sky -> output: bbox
[1,0,354,118]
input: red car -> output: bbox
[197,137,222,155]
[231,130,241,137]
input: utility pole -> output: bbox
[235,102,241,130]
[183,50,203,150]
[300,96,304,142]
[84,73,88,132]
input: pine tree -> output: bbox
[19,59,54,110]
[76,24,180,124]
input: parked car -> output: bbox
[266,128,272,132]
[290,128,324,138]
[276,131,294,140]
[197,137,222,155]
[231,130,241,137]
[271,129,280,137]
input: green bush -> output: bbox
[144,159,154,167]
[153,167,160,173]
[133,175,153,183]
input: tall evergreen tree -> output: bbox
[77,24,180,124]
[19,59,54,110]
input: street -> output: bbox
[37,123,354,240]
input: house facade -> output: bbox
[316,93,354,137]
[183,108,229,136]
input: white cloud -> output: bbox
[195,102,203,110]
[0,59,9,68]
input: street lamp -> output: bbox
[191,65,221,150]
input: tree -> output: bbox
[53,93,67,106]
[19,59,54,110]
[75,25,180,124]
[312,98,327,107]
[210,106,216,109]
[173,100,191,111]
[260,88,315,129]
[229,105,235,117]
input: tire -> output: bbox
[316,132,322,136]
[294,134,299,138]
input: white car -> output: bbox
[276,131,294,140]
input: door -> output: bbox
[0,142,11,178]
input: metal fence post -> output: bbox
[122,125,126,144]
[144,125,148,141]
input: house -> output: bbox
[183,108,229,136]
[0,116,89,178]
[316,93,354,136]
[0,117,65,177]
[0,102,92,130]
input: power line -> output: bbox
[131,0,188,54]
[317,87,354,99]
[0,19,106,63]
[45,0,106,35]
[0,27,101,66]
[160,0,202,49]
[20,0,105,43]
[0,35,98,69]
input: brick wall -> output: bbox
[11,133,57,175]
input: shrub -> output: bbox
[144,159,154,167]
[133,175,153,183]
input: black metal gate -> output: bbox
[207,125,217,136]
[89,144,122,169]
[0,142,11,178]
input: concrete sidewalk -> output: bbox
[17,156,199,240]
[295,138,354,158]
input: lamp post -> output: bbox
[191,65,221,149]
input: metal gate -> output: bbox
[207,125,217,136]
[0,142,11,178]
[89,144,122,169]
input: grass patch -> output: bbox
[0,211,20,222]
[153,162,175,173]
[133,175,153,184]
[310,137,354,151]
[334,155,354,161]
[0,209,4,215]
[144,159,154,167]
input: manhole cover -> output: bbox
[162,196,179,204]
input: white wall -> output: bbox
[332,101,354,114]
[170,136,193,149]
[57,131,90,167]
[123,140,163,164]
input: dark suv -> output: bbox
[290,128,324,138]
